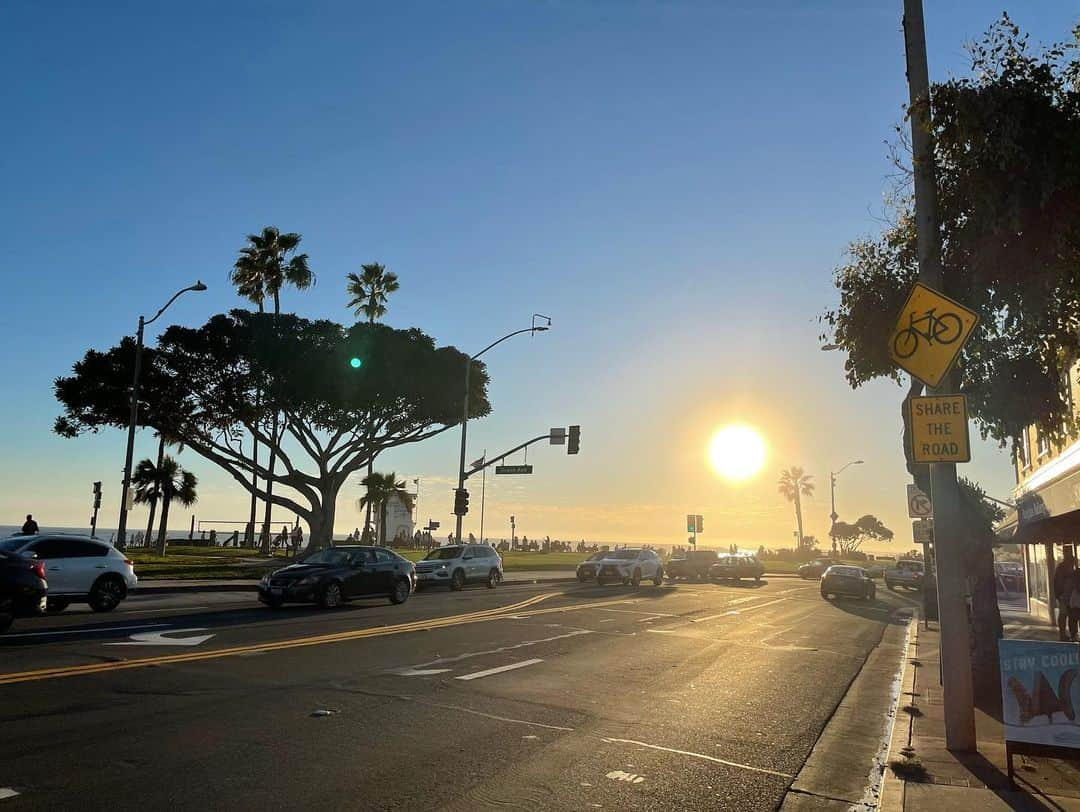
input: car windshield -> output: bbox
[300,549,351,567]
[424,547,464,561]
[830,567,863,577]
[585,552,604,561]
[605,550,639,560]
[0,538,29,553]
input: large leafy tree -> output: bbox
[830,514,894,555]
[821,15,1080,707]
[56,311,488,550]
[777,467,814,549]
[230,226,316,552]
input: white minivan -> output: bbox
[0,534,137,612]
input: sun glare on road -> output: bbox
[708,424,767,481]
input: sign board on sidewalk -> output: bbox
[495,465,533,475]
[888,282,978,388]
[907,484,933,518]
[912,518,933,545]
[909,394,971,463]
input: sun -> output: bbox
[708,424,767,482]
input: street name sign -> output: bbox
[909,394,971,464]
[907,484,933,518]
[888,282,978,388]
[495,464,533,475]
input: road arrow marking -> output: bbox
[105,628,215,647]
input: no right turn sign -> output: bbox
[907,484,933,518]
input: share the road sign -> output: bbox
[888,282,978,388]
[910,394,971,464]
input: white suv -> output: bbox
[0,535,137,612]
[594,548,664,586]
[414,544,504,590]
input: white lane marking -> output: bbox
[456,658,544,681]
[123,606,210,615]
[393,668,453,677]
[637,616,666,623]
[105,628,215,647]
[396,630,592,672]
[645,629,674,634]
[598,618,616,623]
[598,608,678,618]
[427,701,574,731]
[601,737,793,778]
[607,770,645,784]
[0,788,19,801]
[4,623,169,639]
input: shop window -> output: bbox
[1037,430,1051,459]
[1018,433,1030,470]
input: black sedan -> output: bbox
[820,565,876,601]
[1,550,48,633]
[258,545,415,609]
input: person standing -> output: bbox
[21,514,39,535]
[1056,547,1076,641]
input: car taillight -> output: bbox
[123,559,134,567]
[30,560,45,580]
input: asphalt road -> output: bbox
[0,577,911,810]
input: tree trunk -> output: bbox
[364,460,373,536]
[305,485,339,552]
[156,493,171,557]
[380,501,388,545]
[144,436,166,549]
[793,494,805,549]
[247,432,259,548]
[260,412,279,555]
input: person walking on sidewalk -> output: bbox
[1056,547,1077,640]
[1068,566,1080,643]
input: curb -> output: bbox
[878,615,921,812]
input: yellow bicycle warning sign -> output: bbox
[888,282,978,388]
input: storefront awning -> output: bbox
[999,466,1080,544]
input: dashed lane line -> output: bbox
[455,658,544,681]
[600,737,794,779]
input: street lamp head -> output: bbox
[191,281,208,292]
[854,459,864,465]
[533,325,550,333]
[821,343,841,351]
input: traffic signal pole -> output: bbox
[902,0,975,751]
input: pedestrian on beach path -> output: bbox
[21,514,38,535]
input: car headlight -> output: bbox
[260,575,270,586]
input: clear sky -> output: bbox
[1,1,1075,551]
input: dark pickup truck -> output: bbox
[666,550,720,581]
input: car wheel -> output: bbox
[754,575,761,583]
[88,575,125,612]
[597,577,606,586]
[578,574,588,583]
[450,569,466,591]
[821,589,829,600]
[653,568,663,586]
[46,598,71,614]
[389,577,411,605]
[887,581,896,591]
[320,581,343,609]
[487,569,500,589]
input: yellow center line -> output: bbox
[0,592,636,686]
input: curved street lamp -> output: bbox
[454,315,551,543]
[116,281,208,547]
[829,459,864,554]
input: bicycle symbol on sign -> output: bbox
[892,307,964,359]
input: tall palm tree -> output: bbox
[133,431,185,547]
[777,467,815,549]
[230,226,315,553]
[359,472,412,545]
[346,262,401,531]
[346,263,400,323]
[132,455,198,556]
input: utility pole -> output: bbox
[902,0,976,751]
[479,451,487,544]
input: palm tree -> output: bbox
[230,226,315,553]
[359,472,412,545]
[778,467,815,549]
[346,263,400,323]
[132,431,184,547]
[345,262,400,530]
[132,455,198,556]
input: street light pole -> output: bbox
[829,459,864,555]
[116,281,207,548]
[454,317,550,544]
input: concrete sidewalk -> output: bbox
[880,616,1080,811]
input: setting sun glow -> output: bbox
[708,424,767,481]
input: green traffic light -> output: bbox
[350,357,362,369]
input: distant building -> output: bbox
[381,491,415,543]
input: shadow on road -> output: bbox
[820,593,912,625]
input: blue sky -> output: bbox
[1,1,1075,547]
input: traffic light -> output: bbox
[92,481,102,509]
[567,425,580,455]
[695,515,704,533]
[686,514,695,532]
[453,488,470,516]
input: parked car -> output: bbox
[797,558,837,579]
[864,562,887,579]
[576,551,606,583]
[821,565,876,601]
[0,550,48,633]
[666,549,720,581]
[414,544,503,591]
[884,559,924,591]
[0,534,136,613]
[710,554,765,583]
[259,545,415,608]
[595,549,664,586]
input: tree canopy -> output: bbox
[831,514,894,555]
[823,15,1080,448]
[55,310,489,548]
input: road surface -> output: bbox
[0,577,911,810]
